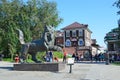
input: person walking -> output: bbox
[63,50,67,63]
[80,54,84,61]
[75,53,79,62]
[49,50,53,62]
[46,51,50,62]
[72,53,76,61]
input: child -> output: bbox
[54,57,58,62]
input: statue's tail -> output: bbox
[17,29,25,44]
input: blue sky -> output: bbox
[49,0,119,47]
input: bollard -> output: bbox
[69,64,73,73]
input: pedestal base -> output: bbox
[14,62,65,71]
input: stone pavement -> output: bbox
[0,61,120,80]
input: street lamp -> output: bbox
[104,40,110,65]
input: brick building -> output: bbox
[55,22,99,60]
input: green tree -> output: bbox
[112,0,120,49]
[0,0,63,59]
[114,0,120,14]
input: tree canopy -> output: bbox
[114,0,120,14]
[0,0,63,58]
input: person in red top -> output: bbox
[14,54,19,63]
[63,49,67,63]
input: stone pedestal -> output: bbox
[14,62,65,71]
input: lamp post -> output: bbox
[104,41,109,65]
[89,46,93,62]
[75,44,79,62]
[106,51,110,65]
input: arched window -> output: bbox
[65,39,71,46]
[78,39,84,46]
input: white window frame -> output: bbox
[65,39,71,46]
[66,30,70,37]
[72,30,76,37]
[79,29,83,37]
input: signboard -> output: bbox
[67,58,74,64]
[78,46,91,50]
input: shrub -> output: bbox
[113,61,120,66]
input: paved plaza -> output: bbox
[0,61,120,80]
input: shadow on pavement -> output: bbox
[0,67,13,71]
[75,61,106,64]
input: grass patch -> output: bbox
[36,51,64,62]
[53,51,63,58]
[112,61,120,66]
[2,51,71,63]
[3,58,13,62]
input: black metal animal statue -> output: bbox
[17,25,63,63]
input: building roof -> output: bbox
[61,22,88,30]
[55,30,63,37]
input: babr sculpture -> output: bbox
[18,25,63,63]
